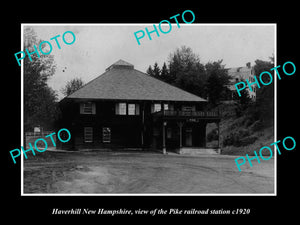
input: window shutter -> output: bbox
[92,103,96,114]
[169,104,174,111]
[115,103,119,115]
[135,104,140,115]
[80,103,84,114]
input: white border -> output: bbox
[21,25,24,195]
[21,23,277,196]
[274,24,277,196]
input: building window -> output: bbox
[152,103,161,113]
[102,127,111,143]
[128,104,135,115]
[115,103,127,115]
[151,103,173,113]
[115,103,140,115]
[84,127,93,143]
[80,102,96,114]
[164,104,169,111]
[154,104,161,112]
[128,103,140,115]
[119,103,127,115]
[83,102,92,114]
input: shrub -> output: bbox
[223,134,233,147]
[239,136,257,146]
[249,120,264,132]
[207,128,218,142]
[222,130,255,147]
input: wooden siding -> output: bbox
[58,100,215,150]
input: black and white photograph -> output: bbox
[4,4,298,221]
[21,24,275,195]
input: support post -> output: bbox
[162,121,166,154]
[178,122,183,148]
[141,130,144,147]
[217,121,221,151]
[203,122,207,148]
[177,121,183,154]
[141,103,145,148]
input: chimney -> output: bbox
[246,62,251,68]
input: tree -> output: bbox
[146,46,231,102]
[167,46,206,97]
[160,62,169,81]
[253,57,274,125]
[152,62,161,78]
[233,79,251,117]
[61,77,85,96]
[147,62,161,79]
[204,60,231,105]
[24,27,58,131]
[146,65,154,77]
[254,58,274,85]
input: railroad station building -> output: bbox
[58,60,221,154]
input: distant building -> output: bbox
[226,62,256,101]
[58,60,221,154]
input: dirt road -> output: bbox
[23,151,274,194]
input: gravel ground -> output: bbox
[23,150,275,194]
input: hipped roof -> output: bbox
[65,60,207,102]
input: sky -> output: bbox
[24,24,275,100]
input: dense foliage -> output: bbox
[146,46,231,105]
[24,27,58,131]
